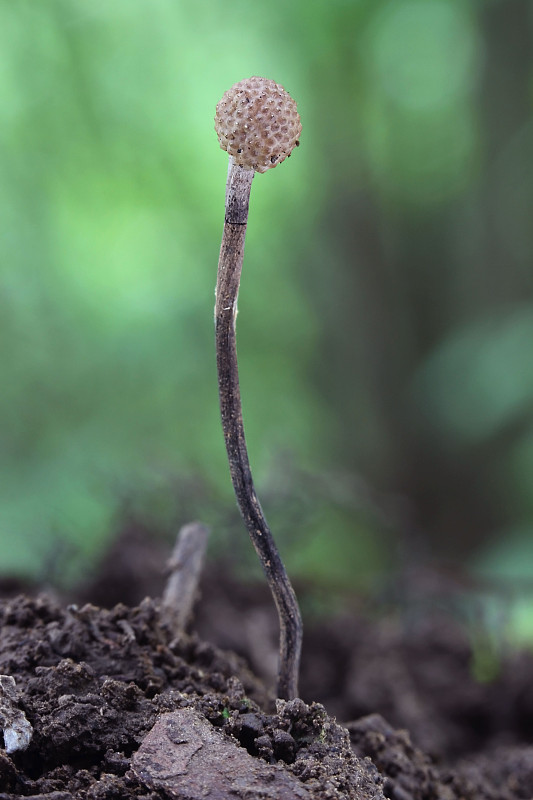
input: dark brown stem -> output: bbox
[215,159,303,700]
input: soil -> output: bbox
[0,526,533,799]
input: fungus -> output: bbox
[214,77,303,700]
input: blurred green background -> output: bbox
[1,0,533,632]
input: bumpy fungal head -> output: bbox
[215,77,301,174]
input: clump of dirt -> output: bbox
[1,590,533,799]
[349,712,533,800]
[2,525,533,799]
[0,594,384,799]
[301,610,533,761]
[194,564,533,763]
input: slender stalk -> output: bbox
[215,158,303,700]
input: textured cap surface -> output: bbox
[215,77,301,173]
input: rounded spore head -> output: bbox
[215,77,301,174]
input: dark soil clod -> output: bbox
[0,587,532,799]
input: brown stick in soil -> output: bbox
[215,160,302,700]
[161,522,209,637]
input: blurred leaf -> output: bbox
[412,306,533,445]
[0,0,532,594]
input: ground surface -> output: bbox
[0,527,533,799]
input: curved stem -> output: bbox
[215,159,303,700]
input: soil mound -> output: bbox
[0,592,532,799]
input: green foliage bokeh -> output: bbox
[1,0,533,620]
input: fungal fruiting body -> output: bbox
[215,76,301,173]
[214,78,303,700]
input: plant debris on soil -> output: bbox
[1,529,533,798]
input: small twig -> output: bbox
[161,522,209,636]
